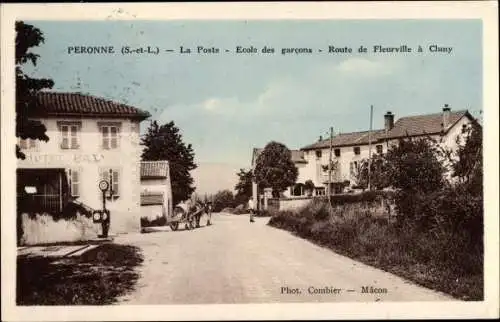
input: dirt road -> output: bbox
[116,213,453,304]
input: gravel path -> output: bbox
[116,213,454,304]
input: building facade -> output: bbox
[140,160,173,222]
[251,105,478,203]
[17,92,150,235]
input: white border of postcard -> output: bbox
[1,1,499,321]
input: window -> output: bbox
[315,150,322,158]
[18,138,37,150]
[99,168,120,197]
[58,122,81,149]
[353,146,361,155]
[69,169,80,197]
[99,123,121,149]
[334,148,341,157]
[376,144,383,154]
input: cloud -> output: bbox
[336,58,394,76]
[201,97,238,113]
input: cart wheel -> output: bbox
[169,222,179,231]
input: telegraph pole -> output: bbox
[328,126,333,204]
[368,105,373,191]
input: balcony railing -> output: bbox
[17,194,63,214]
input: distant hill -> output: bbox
[190,162,248,196]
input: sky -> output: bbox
[23,20,482,194]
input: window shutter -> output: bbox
[110,127,118,149]
[112,170,119,195]
[70,126,78,148]
[71,169,80,197]
[61,126,69,149]
[102,127,109,149]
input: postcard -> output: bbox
[1,2,498,321]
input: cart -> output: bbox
[168,202,206,231]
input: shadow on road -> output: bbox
[141,223,213,234]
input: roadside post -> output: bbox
[93,179,111,238]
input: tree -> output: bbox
[212,190,235,212]
[352,154,390,190]
[141,120,197,205]
[16,21,55,159]
[451,122,482,194]
[304,180,315,196]
[382,136,447,228]
[254,141,298,197]
[385,136,446,194]
[234,168,253,205]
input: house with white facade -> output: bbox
[17,91,150,238]
[251,105,479,204]
[300,105,478,194]
[140,160,173,222]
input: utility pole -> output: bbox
[328,126,333,204]
[368,105,373,191]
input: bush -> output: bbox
[268,198,483,300]
[315,190,393,206]
[17,243,143,305]
[213,190,236,212]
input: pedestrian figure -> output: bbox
[206,202,213,226]
[248,197,255,223]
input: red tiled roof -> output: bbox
[301,110,473,150]
[253,148,306,164]
[301,129,387,150]
[385,110,469,139]
[32,91,150,120]
[141,161,169,179]
[140,193,164,206]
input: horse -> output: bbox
[173,200,212,230]
[192,201,213,228]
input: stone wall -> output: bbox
[20,212,100,245]
[279,197,313,211]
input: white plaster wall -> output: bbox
[21,212,100,245]
[442,116,472,152]
[302,143,386,187]
[140,205,165,221]
[17,117,144,234]
[291,116,474,194]
[141,178,173,217]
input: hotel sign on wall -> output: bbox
[20,153,105,165]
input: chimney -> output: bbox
[442,104,451,130]
[384,111,394,132]
[319,135,323,142]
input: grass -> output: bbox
[268,200,483,301]
[17,243,144,305]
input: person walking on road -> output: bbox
[206,202,213,226]
[248,197,255,223]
